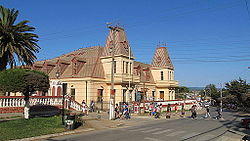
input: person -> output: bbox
[122,103,130,119]
[205,105,210,118]
[82,100,88,116]
[174,104,178,114]
[216,106,222,119]
[181,104,185,117]
[115,104,120,119]
[190,105,197,119]
[155,105,161,119]
[149,103,154,116]
[90,100,95,112]
[166,104,171,119]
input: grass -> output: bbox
[0,116,65,141]
[0,115,22,119]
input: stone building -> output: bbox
[30,26,178,109]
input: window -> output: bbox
[70,88,75,100]
[152,91,155,101]
[160,91,164,100]
[123,61,125,73]
[161,71,164,80]
[130,62,132,74]
[126,62,128,73]
[114,61,116,73]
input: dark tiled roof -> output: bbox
[151,47,174,69]
[102,27,133,57]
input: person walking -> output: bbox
[205,106,210,118]
[155,105,161,119]
[115,104,120,119]
[90,100,95,112]
[82,100,88,116]
[216,106,222,119]
[181,104,185,118]
[190,105,197,119]
[166,104,171,119]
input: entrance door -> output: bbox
[97,89,103,110]
[160,91,164,100]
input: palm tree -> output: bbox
[0,5,40,71]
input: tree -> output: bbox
[0,5,40,71]
[176,86,190,93]
[225,78,250,107]
[204,84,220,100]
[0,69,49,119]
[175,86,190,99]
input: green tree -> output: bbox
[0,5,40,71]
[176,86,190,93]
[225,78,250,107]
[205,84,220,100]
[0,69,49,119]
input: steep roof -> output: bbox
[151,47,174,69]
[34,46,105,79]
[102,26,133,57]
[134,61,154,83]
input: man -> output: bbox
[205,105,210,118]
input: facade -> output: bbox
[26,27,178,109]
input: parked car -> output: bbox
[241,117,250,129]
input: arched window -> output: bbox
[57,86,62,96]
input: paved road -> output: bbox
[45,108,249,141]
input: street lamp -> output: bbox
[56,71,65,125]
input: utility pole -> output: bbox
[204,89,206,100]
[220,83,223,115]
[128,38,131,103]
[107,23,117,120]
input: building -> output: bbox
[29,26,178,109]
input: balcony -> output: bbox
[105,73,140,83]
[155,80,179,87]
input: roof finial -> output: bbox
[157,41,167,48]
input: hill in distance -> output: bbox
[188,87,204,91]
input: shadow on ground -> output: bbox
[30,105,61,118]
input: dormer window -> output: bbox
[71,57,85,75]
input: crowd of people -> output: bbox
[81,100,222,120]
[81,100,96,116]
[115,102,131,120]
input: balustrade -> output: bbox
[0,96,83,113]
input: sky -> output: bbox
[1,0,250,87]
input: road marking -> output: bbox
[195,134,215,141]
[142,128,162,133]
[152,129,173,135]
[181,132,199,139]
[130,127,154,131]
[144,137,163,141]
[166,131,186,136]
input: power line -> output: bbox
[244,0,250,21]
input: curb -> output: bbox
[11,128,95,141]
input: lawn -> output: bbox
[0,116,65,141]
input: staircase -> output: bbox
[0,96,83,114]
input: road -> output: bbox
[45,108,249,141]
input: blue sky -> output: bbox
[1,0,250,87]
